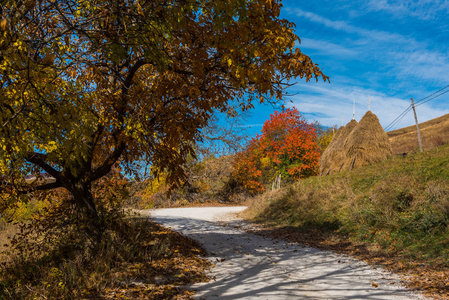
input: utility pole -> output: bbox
[352,98,355,120]
[411,98,423,152]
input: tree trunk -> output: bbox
[69,180,105,245]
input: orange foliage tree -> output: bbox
[232,108,320,193]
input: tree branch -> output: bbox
[25,152,62,181]
[89,141,126,181]
[121,58,147,98]
[33,181,61,191]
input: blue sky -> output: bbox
[242,0,449,136]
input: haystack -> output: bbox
[319,119,358,175]
[341,111,392,171]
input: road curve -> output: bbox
[143,206,427,300]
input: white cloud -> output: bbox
[392,50,449,84]
[292,8,356,33]
[299,38,358,58]
[291,7,410,43]
[366,0,449,20]
[287,83,449,130]
[290,8,449,86]
[237,124,264,128]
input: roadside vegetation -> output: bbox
[245,142,449,262]
[243,142,449,298]
[0,213,209,299]
[0,166,210,299]
[128,154,238,208]
[131,109,334,209]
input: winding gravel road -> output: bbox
[143,206,427,300]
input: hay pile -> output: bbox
[320,111,392,174]
[319,119,358,175]
[341,111,392,171]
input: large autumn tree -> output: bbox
[0,0,327,236]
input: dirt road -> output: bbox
[145,206,427,299]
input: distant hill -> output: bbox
[388,113,449,155]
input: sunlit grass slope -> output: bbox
[245,143,449,264]
[388,113,449,155]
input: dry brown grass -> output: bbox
[341,111,392,171]
[319,119,358,175]
[0,217,210,299]
[0,221,20,263]
[388,113,449,155]
[320,111,393,174]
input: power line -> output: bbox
[415,88,449,108]
[414,84,449,106]
[384,84,449,131]
[384,105,412,131]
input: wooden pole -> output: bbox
[349,154,357,171]
[353,98,355,120]
[411,98,423,152]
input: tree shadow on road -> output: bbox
[149,215,424,299]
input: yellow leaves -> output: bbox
[12,40,25,51]
[260,156,271,168]
[144,172,168,198]
[0,58,10,72]
[65,66,77,79]
[44,141,58,153]
[0,159,8,174]
[317,129,335,153]
[0,19,8,31]
[137,1,145,16]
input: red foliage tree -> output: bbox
[231,139,265,193]
[232,108,320,193]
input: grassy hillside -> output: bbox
[388,113,449,155]
[244,143,449,297]
[245,142,449,263]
